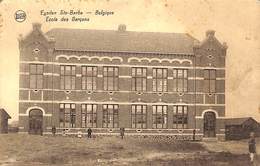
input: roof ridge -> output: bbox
[46,28,190,35]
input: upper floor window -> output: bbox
[103,66,119,91]
[59,103,76,128]
[204,69,216,93]
[60,65,76,90]
[173,105,188,129]
[81,104,97,128]
[173,69,188,92]
[131,105,147,128]
[152,68,168,92]
[29,64,43,89]
[132,67,147,91]
[82,66,97,91]
[152,105,168,129]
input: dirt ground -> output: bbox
[0,134,259,166]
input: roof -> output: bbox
[45,28,197,54]
[0,109,11,119]
[225,117,258,126]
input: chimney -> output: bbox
[206,30,215,37]
[222,42,228,49]
[32,23,42,30]
[118,24,126,32]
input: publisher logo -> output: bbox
[15,10,26,22]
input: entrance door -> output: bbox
[29,109,43,135]
[203,112,216,137]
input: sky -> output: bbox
[0,0,259,122]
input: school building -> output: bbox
[18,23,227,140]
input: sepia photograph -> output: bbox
[0,0,259,165]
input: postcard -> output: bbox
[0,0,259,165]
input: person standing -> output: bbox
[120,127,125,139]
[51,126,56,136]
[248,132,257,164]
[87,128,92,138]
[193,129,196,141]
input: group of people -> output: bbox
[51,126,125,139]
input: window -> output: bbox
[29,64,43,89]
[204,69,216,93]
[131,105,147,128]
[152,105,168,128]
[82,66,97,90]
[173,106,188,129]
[173,69,188,92]
[132,67,147,91]
[103,67,119,91]
[60,65,76,90]
[152,68,168,92]
[59,103,76,128]
[81,104,97,128]
[102,104,119,128]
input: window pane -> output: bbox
[163,69,167,78]
[152,79,156,91]
[37,65,44,74]
[153,69,156,77]
[82,67,86,75]
[103,67,108,76]
[210,80,216,93]
[143,69,146,77]
[71,76,75,89]
[61,66,65,75]
[37,75,43,88]
[65,66,71,75]
[204,70,210,79]
[210,70,216,79]
[143,79,146,91]
[30,75,36,89]
[132,68,136,76]
[65,76,71,89]
[104,77,107,90]
[30,65,36,74]
[184,70,188,78]
[114,67,118,76]
[178,70,183,77]
[204,80,210,93]
[114,78,118,90]
[72,66,76,75]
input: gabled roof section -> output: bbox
[0,109,11,119]
[197,30,228,50]
[45,25,198,54]
[18,23,55,46]
[225,117,259,126]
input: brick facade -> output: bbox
[18,23,227,140]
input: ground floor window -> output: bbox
[59,103,76,128]
[81,104,97,128]
[173,105,188,129]
[102,104,119,128]
[152,105,168,128]
[131,105,147,128]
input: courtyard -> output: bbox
[0,134,259,166]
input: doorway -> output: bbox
[29,109,43,135]
[203,112,216,137]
